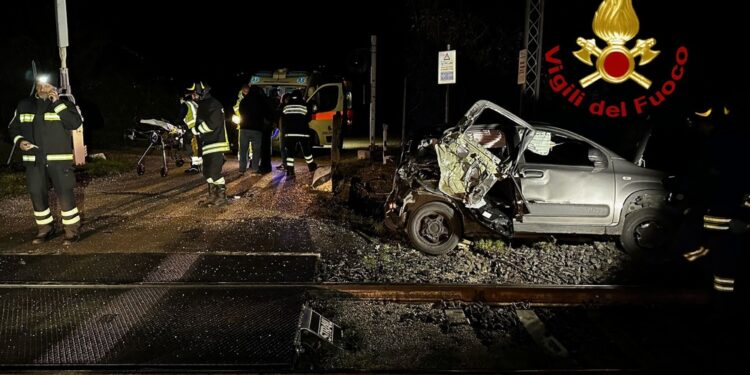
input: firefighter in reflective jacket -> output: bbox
[190,82,230,206]
[682,101,749,295]
[280,90,317,178]
[180,89,202,173]
[682,98,749,369]
[8,74,83,245]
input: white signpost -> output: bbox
[438,50,456,85]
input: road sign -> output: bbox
[518,49,528,85]
[438,50,456,85]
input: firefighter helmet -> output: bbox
[187,81,210,99]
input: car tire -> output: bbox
[407,201,462,255]
[620,207,674,258]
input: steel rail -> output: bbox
[0,281,710,306]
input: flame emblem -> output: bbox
[573,0,659,89]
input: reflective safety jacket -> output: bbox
[195,95,230,156]
[232,90,244,127]
[280,97,312,136]
[182,99,199,130]
[8,97,82,165]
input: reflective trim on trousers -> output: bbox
[714,275,735,293]
[61,207,79,216]
[36,216,54,225]
[62,216,81,226]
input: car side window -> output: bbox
[524,134,594,167]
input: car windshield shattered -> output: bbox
[386,100,671,256]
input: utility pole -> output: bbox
[520,0,545,118]
[55,0,86,165]
[369,35,377,152]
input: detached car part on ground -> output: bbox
[385,100,672,257]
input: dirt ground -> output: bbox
[0,150,346,254]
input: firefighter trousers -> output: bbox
[25,161,80,228]
[283,134,315,172]
[202,152,225,185]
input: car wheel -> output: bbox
[620,207,674,258]
[407,201,462,255]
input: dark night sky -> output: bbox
[1,0,746,169]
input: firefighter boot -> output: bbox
[203,183,216,207]
[32,224,56,245]
[308,162,318,173]
[212,184,228,207]
[62,223,80,246]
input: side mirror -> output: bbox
[588,147,608,169]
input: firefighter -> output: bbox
[190,82,230,206]
[280,90,317,178]
[683,94,749,370]
[8,74,83,245]
[180,88,202,174]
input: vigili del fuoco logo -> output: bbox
[545,0,688,118]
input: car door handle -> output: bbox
[521,169,544,178]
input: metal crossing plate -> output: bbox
[0,253,317,283]
[0,287,306,368]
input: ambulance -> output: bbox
[249,69,352,147]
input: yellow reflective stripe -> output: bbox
[704,224,729,230]
[682,246,710,262]
[62,216,81,225]
[202,147,230,155]
[206,178,214,184]
[44,113,61,121]
[22,155,36,162]
[695,108,712,117]
[198,122,212,133]
[54,103,68,113]
[13,135,24,144]
[34,208,51,217]
[704,215,731,223]
[714,276,735,284]
[36,216,54,225]
[203,142,229,150]
[47,154,74,161]
[20,114,35,122]
[61,207,79,216]
[714,284,734,292]
[214,177,225,185]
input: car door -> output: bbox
[307,83,343,147]
[515,129,616,228]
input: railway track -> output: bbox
[1,281,711,306]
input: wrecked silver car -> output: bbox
[385,100,671,256]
